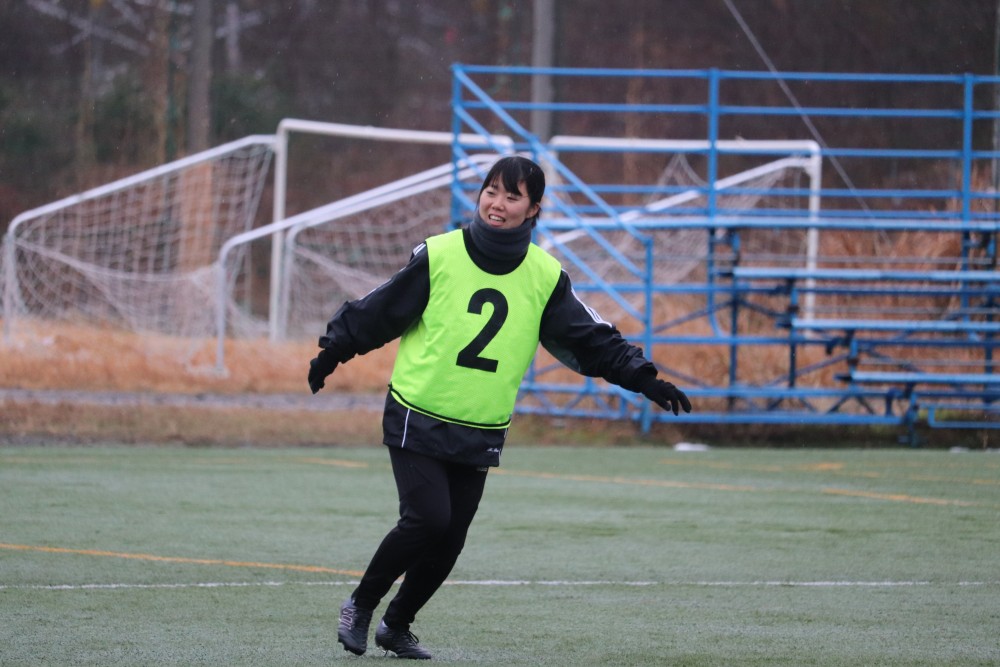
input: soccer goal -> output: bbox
[261,118,515,343]
[2,136,275,358]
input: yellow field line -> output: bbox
[820,488,979,506]
[0,455,370,469]
[495,468,990,507]
[658,458,1000,487]
[493,468,759,492]
[0,543,364,577]
[295,457,369,468]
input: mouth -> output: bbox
[487,214,505,225]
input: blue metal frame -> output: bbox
[450,65,1000,443]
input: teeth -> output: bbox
[489,215,504,222]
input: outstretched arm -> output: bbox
[308,244,431,394]
[538,271,691,415]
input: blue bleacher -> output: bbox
[450,65,999,444]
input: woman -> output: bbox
[308,156,691,659]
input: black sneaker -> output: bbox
[374,619,433,660]
[337,598,373,656]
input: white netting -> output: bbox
[282,186,457,339]
[539,153,811,325]
[3,139,274,347]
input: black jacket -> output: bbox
[318,228,658,467]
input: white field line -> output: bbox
[3,579,998,591]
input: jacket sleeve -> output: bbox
[538,271,658,393]
[317,243,430,363]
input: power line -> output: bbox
[722,0,870,212]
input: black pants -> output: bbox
[351,446,488,628]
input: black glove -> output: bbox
[639,376,692,416]
[308,348,339,394]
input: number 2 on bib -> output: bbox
[456,288,508,373]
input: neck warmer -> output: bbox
[469,213,533,262]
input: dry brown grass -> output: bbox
[0,320,396,445]
[0,320,677,446]
[0,401,384,447]
[0,319,395,395]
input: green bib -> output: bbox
[389,229,562,428]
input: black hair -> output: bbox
[479,156,546,224]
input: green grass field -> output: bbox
[2,444,998,666]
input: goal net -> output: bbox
[2,137,274,355]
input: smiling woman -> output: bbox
[306,155,690,658]
[477,157,543,230]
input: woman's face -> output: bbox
[478,179,540,229]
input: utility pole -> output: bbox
[225,1,242,72]
[531,0,555,141]
[187,0,212,153]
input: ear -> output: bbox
[527,202,540,219]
